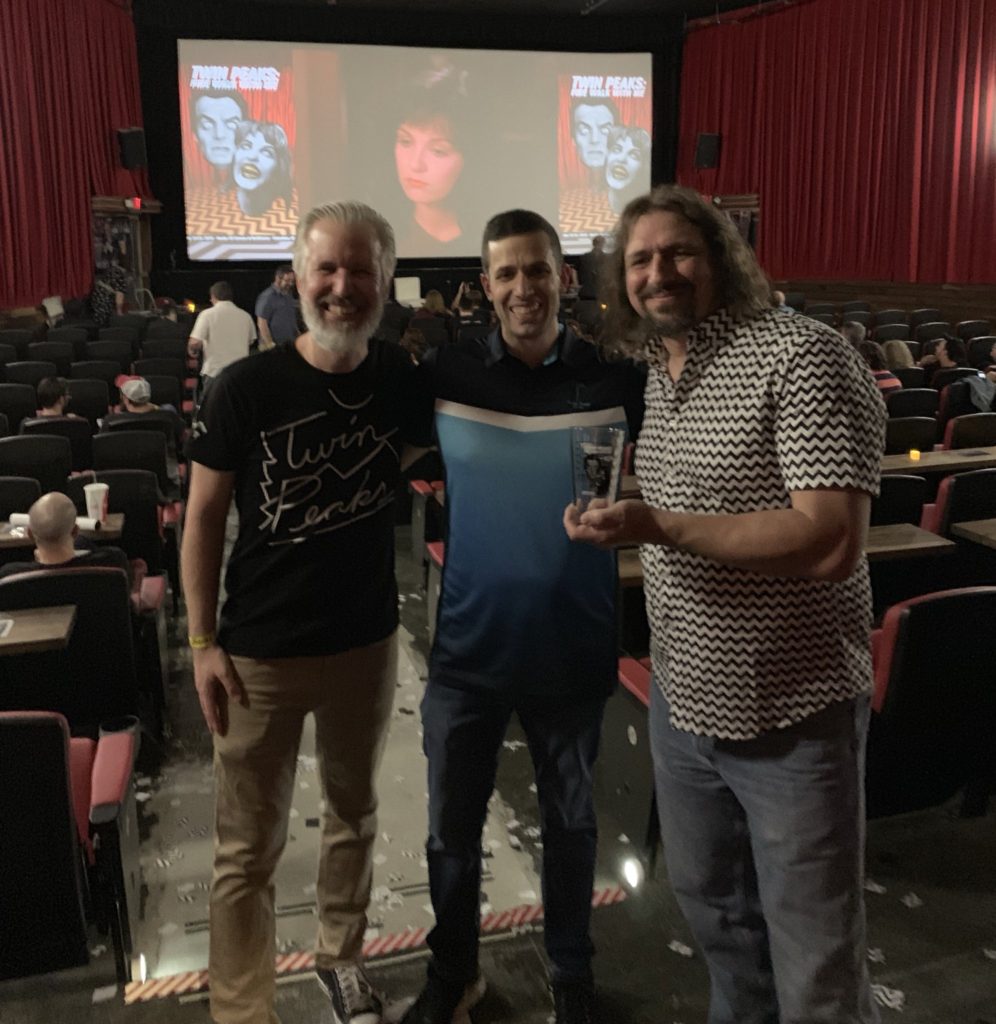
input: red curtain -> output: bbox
[677,0,996,284]
[0,0,151,309]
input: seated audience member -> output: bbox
[918,334,968,384]
[450,282,487,323]
[35,376,83,419]
[413,289,452,321]
[881,338,915,371]
[399,327,428,365]
[857,341,902,397]
[839,321,867,349]
[102,377,186,477]
[0,492,131,583]
[771,289,794,313]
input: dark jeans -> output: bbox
[421,681,607,985]
[651,686,879,1024]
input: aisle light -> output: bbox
[622,856,644,890]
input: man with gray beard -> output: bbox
[182,201,423,1024]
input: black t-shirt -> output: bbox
[188,340,419,658]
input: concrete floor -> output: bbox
[2,526,995,1023]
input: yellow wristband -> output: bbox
[188,632,216,650]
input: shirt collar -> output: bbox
[645,307,751,365]
[483,322,567,368]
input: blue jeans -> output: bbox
[421,681,606,985]
[650,685,879,1024]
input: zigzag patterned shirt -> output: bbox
[636,308,886,739]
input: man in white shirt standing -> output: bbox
[188,281,257,407]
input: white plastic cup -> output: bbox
[83,482,109,522]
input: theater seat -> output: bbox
[919,468,996,536]
[867,588,996,817]
[0,712,140,982]
[941,412,996,450]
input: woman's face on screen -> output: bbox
[233,131,277,192]
[606,135,643,192]
[395,119,464,206]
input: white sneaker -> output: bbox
[316,963,384,1024]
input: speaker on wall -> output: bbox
[117,128,147,170]
[694,132,721,170]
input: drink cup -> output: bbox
[84,482,109,522]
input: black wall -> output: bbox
[133,0,683,309]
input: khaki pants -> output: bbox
[208,633,397,1024]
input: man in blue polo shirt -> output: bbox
[254,264,299,348]
[402,210,643,1024]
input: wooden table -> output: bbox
[951,519,996,551]
[0,604,76,656]
[864,523,957,562]
[0,513,124,549]
[614,525,956,586]
[881,446,996,475]
[620,474,640,499]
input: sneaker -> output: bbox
[398,971,486,1024]
[316,963,384,1024]
[551,978,598,1024]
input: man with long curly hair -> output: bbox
[565,184,884,1024]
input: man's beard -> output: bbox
[301,294,384,355]
[639,287,697,338]
[645,310,697,338]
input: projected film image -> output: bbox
[179,41,652,261]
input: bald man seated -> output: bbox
[0,492,132,584]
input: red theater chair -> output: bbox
[0,567,140,737]
[867,588,996,818]
[409,478,444,572]
[919,468,996,536]
[941,413,996,451]
[0,711,140,982]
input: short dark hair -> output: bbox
[210,281,234,302]
[857,340,887,372]
[37,376,68,410]
[275,264,293,279]
[940,334,967,364]
[481,209,562,272]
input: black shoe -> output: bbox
[552,978,598,1024]
[399,971,486,1024]
[316,963,384,1024]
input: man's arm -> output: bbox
[256,317,275,350]
[564,488,871,583]
[188,334,204,357]
[181,461,245,734]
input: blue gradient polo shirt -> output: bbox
[420,328,644,700]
